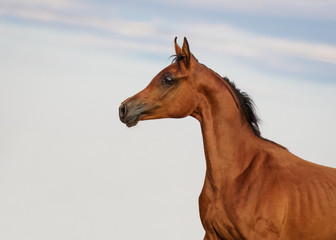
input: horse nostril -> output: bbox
[119,103,127,119]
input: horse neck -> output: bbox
[194,69,261,190]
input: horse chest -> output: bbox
[199,191,246,240]
[199,180,284,240]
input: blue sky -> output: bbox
[1,1,336,239]
[2,0,336,83]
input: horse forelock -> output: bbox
[170,54,185,68]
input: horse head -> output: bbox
[119,37,201,127]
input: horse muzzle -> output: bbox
[119,100,150,127]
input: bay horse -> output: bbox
[119,37,336,239]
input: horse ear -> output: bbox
[174,37,183,56]
[182,37,191,65]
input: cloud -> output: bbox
[156,0,336,20]
[186,23,336,64]
[0,0,83,11]
[3,4,336,64]
[2,0,336,82]
[0,6,161,38]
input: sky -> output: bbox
[0,0,336,239]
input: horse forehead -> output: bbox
[161,61,190,74]
[163,63,180,73]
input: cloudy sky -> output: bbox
[1,1,336,239]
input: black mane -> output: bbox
[221,77,286,149]
[222,77,261,137]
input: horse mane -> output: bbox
[222,77,261,137]
[222,77,286,149]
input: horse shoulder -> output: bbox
[221,148,289,238]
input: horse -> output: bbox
[119,37,336,240]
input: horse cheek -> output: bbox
[168,95,197,118]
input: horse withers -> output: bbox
[119,37,336,240]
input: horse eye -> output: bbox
[162,76,175,86]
